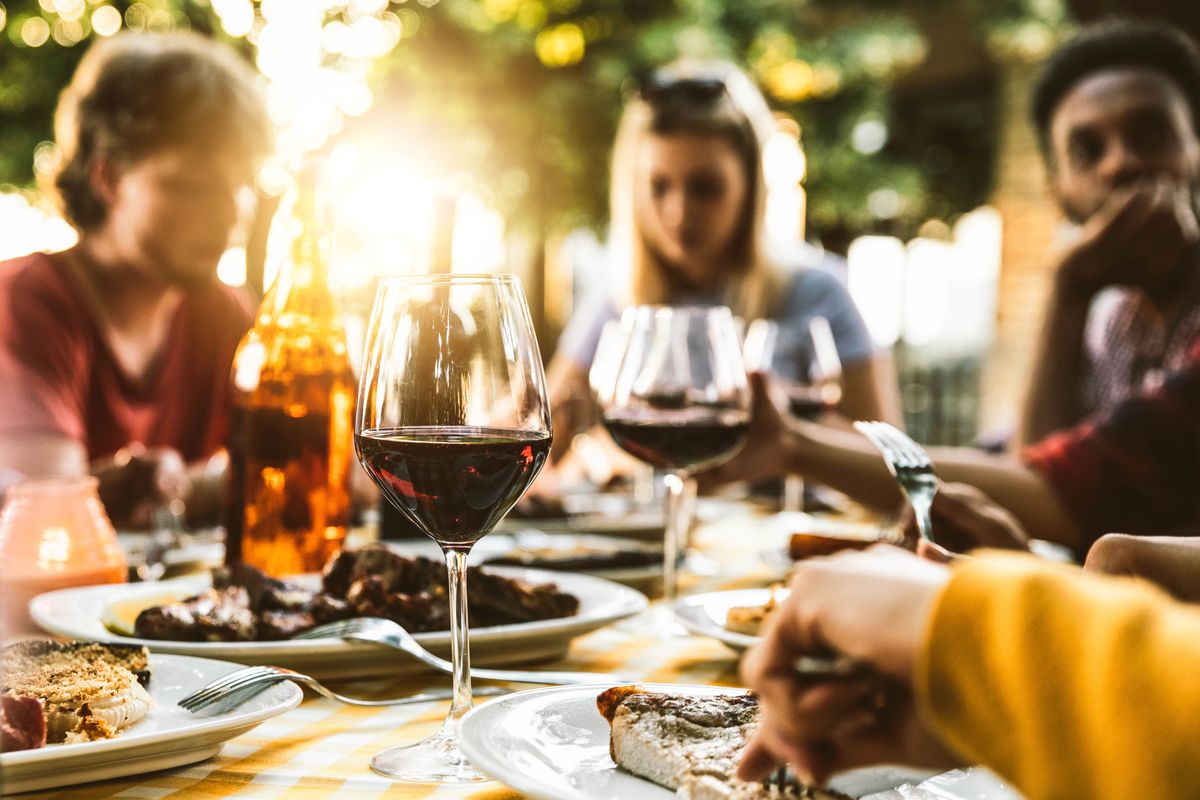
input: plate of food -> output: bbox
[0,640,301,794]
[671,588,786,652]
[29,545,649,679]
[459,683,937,799]
[760,512,901,572]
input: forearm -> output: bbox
[792,423,1082,550]
[546,358,592,465]
[838,354,902,428]
[918,554,1200,800]
[1016,284,1092,448]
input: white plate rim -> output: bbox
[28,566,648,658]
[0,651,302,767]
[671,588,779,651]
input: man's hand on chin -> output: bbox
[1056,178,1200,299]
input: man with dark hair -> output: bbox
[701,23,1200,560]
[1019,19,1200,446]
[0,32,272,526]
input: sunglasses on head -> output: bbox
[637,72,729,106]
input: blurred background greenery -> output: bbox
[2,0,1195,442]
[0,0,1094,247]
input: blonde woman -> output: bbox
[547,60,900,465]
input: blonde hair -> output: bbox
[608,60,783,320]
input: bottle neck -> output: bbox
[290,190,329,288]
[260,187,337,322]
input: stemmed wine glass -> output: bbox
[597,305,750,598]
[743,315,843,511]
[355,274,551,783]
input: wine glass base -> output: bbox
[369,730,488,784]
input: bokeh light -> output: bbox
[535,23,585,68]
[51,18,86,46]
[91,5,120,36]
[54,0,86,22]
[21,16,51,47]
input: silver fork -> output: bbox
[294,617,631,685]
[178,665,507,713]
[762,764,805,792]
[854,420,938,544]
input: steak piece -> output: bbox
[323,545,580,631]
[597,686,851,800]
[216,563,320,613]
[134,585,259,642]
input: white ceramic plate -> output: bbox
[0,652,301,794]
[459,683,936,799]
[30,567,648,679]
[671,588,781,652]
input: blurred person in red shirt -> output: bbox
[0,32,272,527]
[1018,20,1200,447]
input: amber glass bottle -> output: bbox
[225,162,354,576]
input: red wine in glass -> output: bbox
[785,383,843,420]
[355,274,551,783]
[595,305,751,598]
[601,409,749,472]
[356,426,551,549]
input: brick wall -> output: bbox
[979,59,1061,433]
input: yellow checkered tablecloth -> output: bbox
[11,504,837,800]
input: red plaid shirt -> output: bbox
[1024,339,1200,547]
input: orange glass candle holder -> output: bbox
[0,476,126,636]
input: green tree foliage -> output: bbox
[0,0,1069,244]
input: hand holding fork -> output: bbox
[853,421,938,545]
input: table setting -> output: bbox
[2,275,1022,799]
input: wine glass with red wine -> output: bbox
[743,316,843,511]
[355,274,551,783]
[597,305,750,598]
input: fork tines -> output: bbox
[178,666,286,712]
[853,421,933,470]
[762,763,804,791]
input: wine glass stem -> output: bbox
[662,471,688,599]
[783,474,805,513]
[441,547,473,727]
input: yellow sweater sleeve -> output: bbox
[915,552,1200,800]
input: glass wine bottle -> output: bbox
[224,160,355,576]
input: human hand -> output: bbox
[901,482,1030,554]
[1056,178,1200,298]
[695,371,796,491]
[738,546,960,785]
[1085,533,1200,603]
[93,444,189,529]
